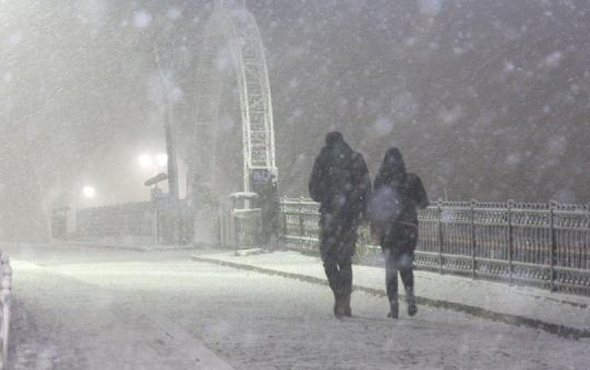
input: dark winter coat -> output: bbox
[309,132,371,262]
[309,132,371,222]
[369,148,429,251]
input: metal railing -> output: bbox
[279,197,590,296]
[76,202,156,240]
[65,200,193,245]
[0,251,13,369]
[233,209,263,248]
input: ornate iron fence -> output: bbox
[279,198,590,296]
[233,209,263,248]
[76,202,155,239]
[69,200,193,244]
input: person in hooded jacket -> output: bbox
[369,147,429,319]
[309,132,371,317]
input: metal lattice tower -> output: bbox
[190,0,277,199]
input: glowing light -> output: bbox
[156,153,168,167]
[139,154,153,169]
[83,186,96,199]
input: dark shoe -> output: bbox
[387,301,399,319]
[333,291,344,318]
[343,306,352,317]
[406,288,417,317]
[334,303,346,318]
[342,291,352,317]
[408,302,417,317]
[333,298,341,317]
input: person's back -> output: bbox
[309,131,370,317]
[377,173,428,225]
[309,132,369,220]
[370,149,429,231]
[369,147,428,319]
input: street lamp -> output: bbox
[138,153,167,173]
[156,153,168,167]
[82,186,96,199]
[139,154,154,169]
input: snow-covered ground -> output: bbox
[196,250,590,334]
[3,244,590,369]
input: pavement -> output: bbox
[1,243,589,369]
[191,249,590,339]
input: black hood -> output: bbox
[323,131,353,159]
[325,131,344,146]
[378,147,406,179]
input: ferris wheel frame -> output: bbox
[190,0,277,199]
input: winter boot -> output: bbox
[339,278,352,317]
[333,286,354,318]
[332,291,339,316]
[387,300,399,319]
[406,288,417,317]
[341,290,352,317]
[333,288,345,318]
[325,264,342,317]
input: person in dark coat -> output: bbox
[252,172,280,246]
[309,132,371,317]
[369,147,429,318]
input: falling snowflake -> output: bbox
[134,10,152,28]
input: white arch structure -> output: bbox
[190,0,276,201]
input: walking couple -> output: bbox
[309,132,429,319]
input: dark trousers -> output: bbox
[319,212,358,300]
[384,249,414,303]
[381,223,418,303]
[323,259,352,299]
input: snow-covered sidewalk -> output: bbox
[5,244,590,369]
[10,260,236,370]
[192,250,590,338]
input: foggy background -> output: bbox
[1,0,589,242]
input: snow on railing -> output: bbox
[279,197,590,296]
[0,251,12,370]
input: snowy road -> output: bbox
[5,244,589,369]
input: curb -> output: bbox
[191,255,590,340]
[63,242,199,253]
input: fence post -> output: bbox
[549,201,557,292]
[470,200,477,279]
[507,200,514,286]
[153,202,159,245]
[217,204,223,246]
[281,197,288,239]
[580,203,590,269]
[586,203,590,271]
[298,197,305,243]
[438,199,444,275]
